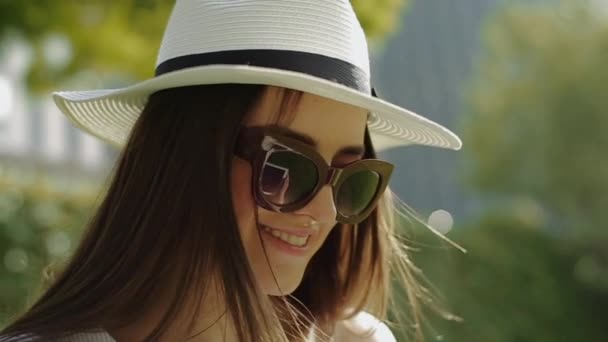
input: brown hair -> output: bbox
[0,84,433,341]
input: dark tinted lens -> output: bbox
[336,171,380,217]
[260,150,318,205]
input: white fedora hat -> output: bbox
[52,0,462,152]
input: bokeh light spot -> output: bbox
[428,209,454,234]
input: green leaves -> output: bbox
[351,0,410,42]
[0,174,95,325]
[406,213,608,342]
[463,0,608,234]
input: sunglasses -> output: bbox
[234,125,394,224]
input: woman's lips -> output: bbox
[262,224,315,237]
[260,225,312,257]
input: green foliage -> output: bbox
[351,0,410,42]
[0,0,409,93]
[438,2,608,339]
[0,0,172,92]
[405,214,608,342]
[0,172,97,326]
[463,0,608,233]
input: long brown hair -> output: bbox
[0,84,433,341]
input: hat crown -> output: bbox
[156,0,370,78]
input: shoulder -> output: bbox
[0,330,115,342]
[333,311,396,342]
[56,330,116,342]
[0,334,38,341]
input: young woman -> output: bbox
[0,1,461,341]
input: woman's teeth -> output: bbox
[262,226,309,247]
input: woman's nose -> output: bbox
[294,184,337,224]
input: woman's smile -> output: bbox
[260,221,326,256]
[260,224,312,257]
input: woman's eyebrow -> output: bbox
[267,124,364,157]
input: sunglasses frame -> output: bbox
[235,125,394,224]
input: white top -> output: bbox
[0,330,114,342]
[2,312,395,341]
[54,331,115,342]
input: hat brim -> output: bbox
[52,64,462,152]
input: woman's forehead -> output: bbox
[246,86,368,150]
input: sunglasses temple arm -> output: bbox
[371,87,378,98]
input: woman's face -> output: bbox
[231,86,368,295]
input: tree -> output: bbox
[0,175,95,326]
[411,213,608,342]
[0,0,410,92]
[463,0,608,234]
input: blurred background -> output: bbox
[1,0,607,341]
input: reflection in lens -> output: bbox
[261,162,289,195]
[261,150,317,205]
[337,171,380,217]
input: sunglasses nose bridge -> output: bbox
[326,167,343,189]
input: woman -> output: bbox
[0,0,461,341]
